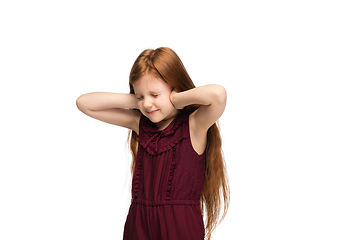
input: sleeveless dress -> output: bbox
[123,111,206,240]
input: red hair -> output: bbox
[128,47,229,240]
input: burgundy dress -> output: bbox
[123,111,206,240]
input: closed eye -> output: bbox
[151,94,159,97]
[136,96,143,100]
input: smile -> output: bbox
[147,110,159,114]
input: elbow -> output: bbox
[212,85,227,105]
[76,95,87,113]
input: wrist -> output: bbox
[170,91,182,109]
[128,94,139,109]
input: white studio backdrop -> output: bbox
[1,0,359,239]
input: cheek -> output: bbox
[157,96,173,110]
[137,101,142,109]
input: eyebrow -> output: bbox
[149,90,161,94]
[134,90,161,96]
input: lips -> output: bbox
[147,109,159,114]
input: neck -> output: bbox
[156,109,180,130]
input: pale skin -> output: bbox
[76,74,227,155]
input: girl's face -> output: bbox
[133,74,179,124]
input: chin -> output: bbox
[149,118,162,123]
[146,114,164,123]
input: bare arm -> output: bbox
[170,84,226,154]
[76,92,141,133]
[170,84,227,131]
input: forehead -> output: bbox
[133,74,171,93]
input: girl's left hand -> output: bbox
[170,89,183,109]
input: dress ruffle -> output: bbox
[138,113,190,156]
[166,146,176,200]
[132,151,142,199]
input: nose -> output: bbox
[143,98,153,110]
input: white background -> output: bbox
[1,0,359,239]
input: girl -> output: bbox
[76,47,229,240]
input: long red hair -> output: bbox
[127,47,229,240]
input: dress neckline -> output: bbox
[146,114,181,133]
[142,112,186,134]
[138,111,191,155]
